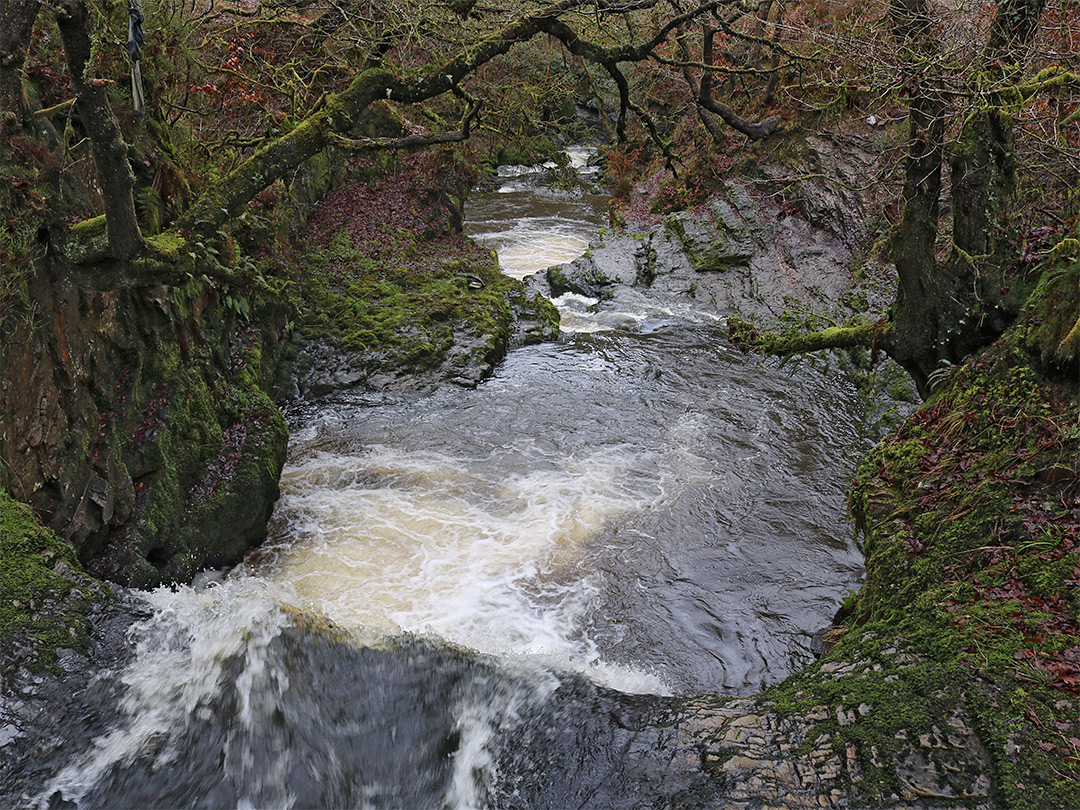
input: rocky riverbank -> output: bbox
[527,132,894,331]
[282,153,559,404]
[664,317,1079,809]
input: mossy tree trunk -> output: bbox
[738,0,1056,396]
[176,1,585,238]
[884,0,1047,395]
[0,0,39,142]
[880,0,955,391]
[948,0,1046,267]
[53,0,143,260]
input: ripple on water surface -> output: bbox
[31,150,872,810]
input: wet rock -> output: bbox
[0,583,146,809]
[535,178,860,329]
[1,257,292,587]
[750,134,882,250]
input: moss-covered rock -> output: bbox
[0,250,292,588]
[744,343,1080,808]
[288,160,559,397]
[0,489,99,681]
[1012,257,1080,377]
[834,342,1080,807]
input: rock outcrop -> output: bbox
[0,257,289,588]
[528,133,893,330]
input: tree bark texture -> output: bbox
[950,0,1047,269]
[882,0,1046,394]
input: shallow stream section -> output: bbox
[33,149,870,809]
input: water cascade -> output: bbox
[34,148,867,809]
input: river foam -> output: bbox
[247,441,673,695]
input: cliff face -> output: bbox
[0,255,289,588]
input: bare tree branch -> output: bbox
[698,27,779,140]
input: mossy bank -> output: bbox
[0,489,97,680]
[286,155,558,399]
[0,252,290,589]
[670,257,1080,809]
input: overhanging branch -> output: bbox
[174,0,587,236]
[729,317,885,355]
[328,98,483,151]
[698,27,779,140]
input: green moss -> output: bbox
[172,389,287,580]
[1012,259,1080,374]
[0,490,96,680]
[765,626,972,801]
[126,330,287,586]
[832,343,1080,807]
[49,267,290,587]
[506,280,560,344]
[146,230,187,261]
[297,222,550,381]
[497,137,559,167]
[68,215,107,236]
[546,265,570,296]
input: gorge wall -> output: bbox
[0,254,289,588]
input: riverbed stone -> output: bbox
[658,633,1005,810]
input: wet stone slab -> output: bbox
[668,673,995,809]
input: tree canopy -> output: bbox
[2,0,1077,391]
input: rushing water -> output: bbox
[464,146,608,281]
[34,149,867,809]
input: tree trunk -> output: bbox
[748,0,774,70]
[730,317,881,356]
[949,0,1047,268]
[53,0,143,260]
[763,0,785,105]
[677,33,729,143]
[0,0,40,143]
[881,0,951,391]
[882,0,1046,394]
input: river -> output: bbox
[35,148,866,809]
